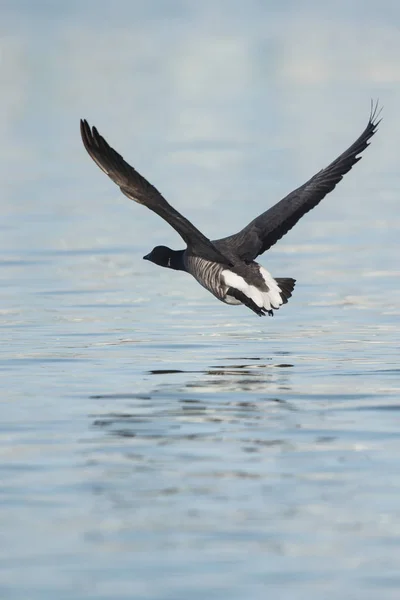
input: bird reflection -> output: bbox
[90,358,295,440]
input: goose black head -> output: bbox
[143,246,184,271]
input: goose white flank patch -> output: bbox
[80,102,381,317]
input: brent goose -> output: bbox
[80,103,380,317]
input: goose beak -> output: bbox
[143,253,150,261]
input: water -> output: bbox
[1,2,400,598]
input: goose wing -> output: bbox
[80,120,232,266]
[215,104,381,261]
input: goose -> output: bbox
[80,103,380,317]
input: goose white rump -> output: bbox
[223,268,283,310]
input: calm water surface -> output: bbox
[1,2,400,599]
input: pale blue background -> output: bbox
[0,2,399,599]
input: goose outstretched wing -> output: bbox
[215,103,381,261]
[80,120,232,266]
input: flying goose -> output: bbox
[80,104,380,317]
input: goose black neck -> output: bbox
[169,250,185,271]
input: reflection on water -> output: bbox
[91,359,296,437]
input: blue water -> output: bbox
[1,2,400,599]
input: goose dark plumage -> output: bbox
[80,103,381,317]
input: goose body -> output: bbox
[80,104,380,317]
[184,254,289,316]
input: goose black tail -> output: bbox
[275,278,296,304]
